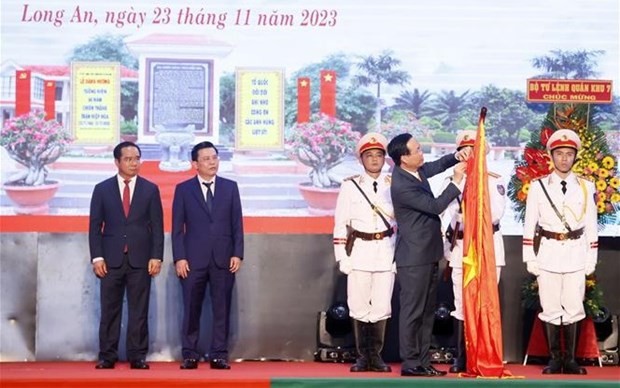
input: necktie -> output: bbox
[561,180,567,195]
[203,182,214,213]
[122,180,130,217]
[373,181,378,193]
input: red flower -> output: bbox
[524,147,552,176]
[516,166,533,182]
[540,127,554,147]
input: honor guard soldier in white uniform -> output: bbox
[333,132,396,373]
[523,129,598,375]
[441,130,506,373]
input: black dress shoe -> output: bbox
[425,365,447,376]
[563,360,587,375]
[95,360,115,369]
[210,358,231,370]
[130,360,150,370]
[180,359,198,369]
[401,366,433,377]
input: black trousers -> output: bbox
[396,262,439,369]
[98,254,151,362]
[181,261,235,361]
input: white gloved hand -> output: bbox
[443,239,452,259]
[339,258,353,275]
[585,262,596,276]
[526,261,541,277]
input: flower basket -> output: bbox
[508,104,619,225]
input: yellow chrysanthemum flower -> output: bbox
[596,180,608,191]
[597,192,607,202]
[522,183,530,194]
[611,193,620,203]
[597,201,605,213]
[602,156,615,169]
[588,162,599,172]
[610,177,620,189]
[598,168,609,179]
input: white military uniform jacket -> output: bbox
[333,172,396,272]
[522,172,598,273]
[441,173,506,268]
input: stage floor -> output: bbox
[1,361,618,388]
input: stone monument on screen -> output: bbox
[125,34,232,170]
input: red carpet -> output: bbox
[0,362,618,387]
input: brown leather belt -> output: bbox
[453,223,500,240]
[539,227,584,241]
[351,227,394,241]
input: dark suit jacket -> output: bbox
[391,154,460,267]
[89,175,164,268]
[172,176,244,269]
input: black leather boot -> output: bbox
[350,320,369,372]
[542,323,562,374]
[449,318,466,373]
[368,320,391,372]
[563,323,587,375]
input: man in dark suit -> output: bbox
[172,141,244,370]
[89,141,164,370]
[387,134,469,377]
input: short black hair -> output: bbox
[191,141,219,162]
[387,133,412,167]
[113,141,141,160]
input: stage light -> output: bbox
[325,302,353,337]
[435,303,451,320]
[432,302,454,337]
[314,302,356,363]
[593,307,612,340]
[594,312,619,366]
[431,348,455,364]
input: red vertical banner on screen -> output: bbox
[319,70,336,117]
[297,77,311,123]
[44,81,56,120]
[15,70,31,116]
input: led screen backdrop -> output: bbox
[1,0,618,236]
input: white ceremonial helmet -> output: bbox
[455,130,477,150]
[356,132,388,157]
[546,129,581,152]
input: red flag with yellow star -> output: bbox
[44,81,56,120]
[297,77,310,123]
[319,70,336,117]
[461,107,512,377]
[16,70,31,116]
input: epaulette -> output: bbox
[384,174,392,184]
[575,174,595,183]
[488,171,501,179]
[343,175,360,182]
